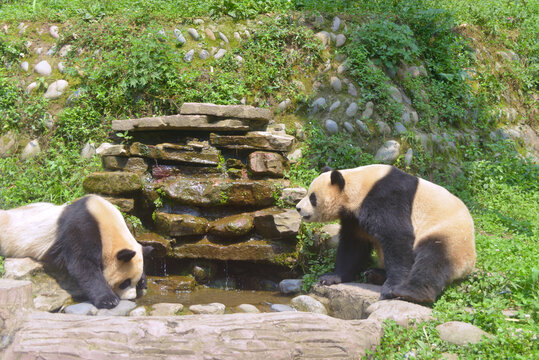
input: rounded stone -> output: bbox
[189,303,226,315]
[348,83,358,97]
[377,121,391,136]
[150,303,184,316]
[362,102,374,119]
[233,31,241,41]
[49,25,60,39]
[388,86,403,103]
[26,82,38,93]
[332,16,341,32]
[59,44,72,57]
[20,61,29,72]
[345,102,358,117]
[311,97,326,111]
[57,62,65,73]
[193,19,204,25]
[395,122,407,134]
[278,98,291,112]
[187,28,200,41]
[375,140,401,163]
[129,306,147,316]
[174,29,186,45]
[330,76,342,92]
[44,80,69,99]
[218,32,229,43]
[343,122,355,133]
[155,30,166,42]
[235,304,260,313]
[205,28,216,41]
[64,302,98,315]
[279,279,303,294]
[199,50,209,60]
[34,60,52,76]
[335,34,346,48]
[325,119,339,135]
[81,142,96,160]
[96,300,137,316]
[329,100,341,113]
[21,140,40,160]
[315,31,330,47]
[214,49,226,59]
[184,49,195,62]
[270,304,297,312]
[437,321,492,345]
[291,295,327,315]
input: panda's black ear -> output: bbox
[116,249,136,262]
[330,170,345,191]
[142,246,154,258]
[321,165,333,173]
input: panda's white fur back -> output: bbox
[0,202,66,259]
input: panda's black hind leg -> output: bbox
[391,237,452,303]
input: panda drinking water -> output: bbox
[296,164,475,304]
[0,195,152,309]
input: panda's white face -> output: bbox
[296,171,344,223]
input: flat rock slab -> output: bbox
[210,132,294,152]
[180,102,272,122]
[311,283,381,320]
[83,171,142,195]
[112,114,264,132]
[2,312,382,359]
[169,237,293,262]
[162,177,275,207]
[129,142,219,166]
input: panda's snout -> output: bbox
[296,205,301,213]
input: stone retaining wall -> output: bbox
[84,103,303,267]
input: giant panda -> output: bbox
[0,195,152,309]
[296,164,475,303]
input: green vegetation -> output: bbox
[1,0,537,358]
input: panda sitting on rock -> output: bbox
[296,164,476,304]
[0,195,152,309]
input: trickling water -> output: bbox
[224,260,229,290]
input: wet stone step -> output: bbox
[135,232,173,258]
[162,177,276,207]
[210,132,294,152]
[168,237,294,262]
[129,142,219,166]
[83,171,143,195]
[180,102,272,122]
[112,114,263,132]
[154,212,209,237]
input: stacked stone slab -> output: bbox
[83,103,301,266]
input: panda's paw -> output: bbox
[318,273,343,286]
[95,293,120,309]
[364,268,386,285]
[379,284,397,300]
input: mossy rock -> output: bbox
[83,172,143,195]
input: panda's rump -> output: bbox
[411,179,475,280]
[0,203,66,259]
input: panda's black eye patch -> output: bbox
[309,193,317,207]
[118,279,131,290]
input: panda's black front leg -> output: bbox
[65,258,119,309]
[318,220,372,285]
